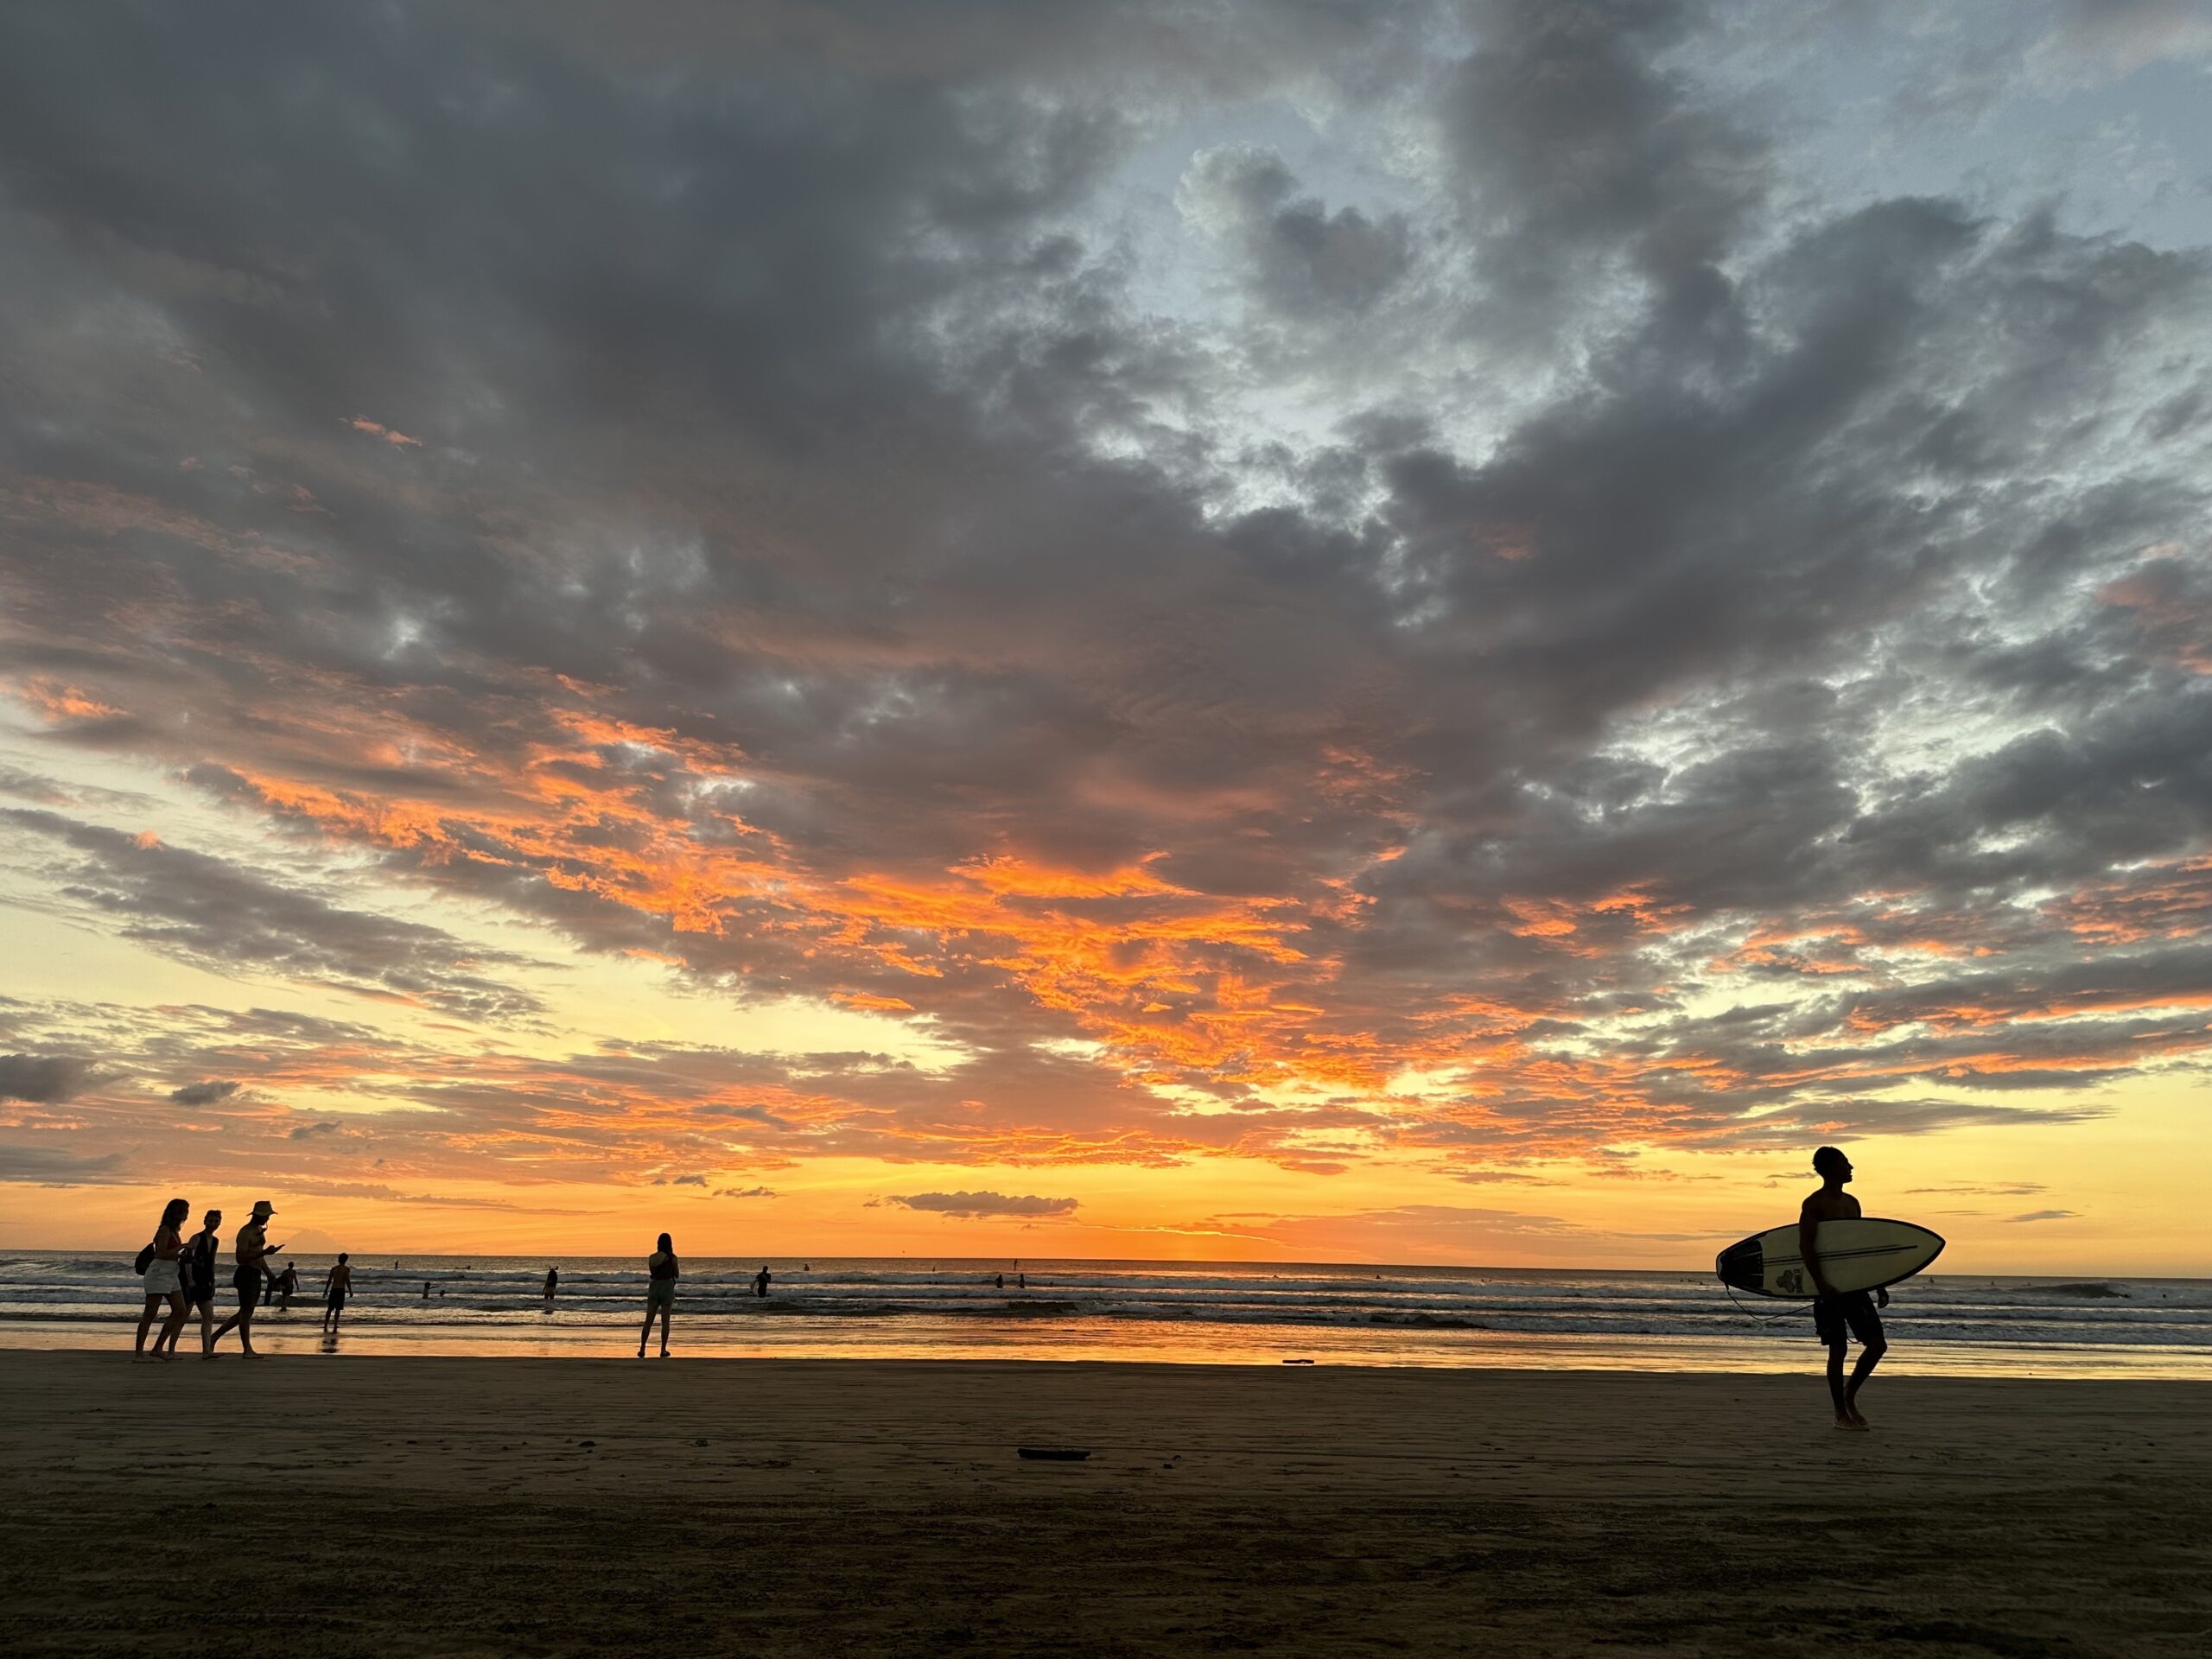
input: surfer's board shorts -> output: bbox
[1814,1290,1882,1348]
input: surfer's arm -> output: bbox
[1797,1206,1834,1296]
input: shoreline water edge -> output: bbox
[6,1252,2209,1377]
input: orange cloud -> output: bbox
[346,416,425,448]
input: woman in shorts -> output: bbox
[638,1232,677,1358]
[133,1198,191,1360]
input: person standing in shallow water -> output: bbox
[321,1252,353,1333]
[543,1266,558,1305]
[753,1264,771,1300]
[639,1234,677,1357]
[133,1198,191,1360]
[209,1200,283,1356]
[1801,1147,1889,1430]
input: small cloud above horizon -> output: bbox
[877,1191,1079,1220]
[1907,1183,2046,1198]
[169,1079,241,1106]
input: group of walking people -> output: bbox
[132,1210,805,1361]
[133,1197,353,1359]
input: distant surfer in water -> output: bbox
[1801,1147,1888,1430]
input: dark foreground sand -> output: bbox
[1,1353,2205,1656]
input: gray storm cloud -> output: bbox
[0,1054,87,1104]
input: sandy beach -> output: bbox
[0,1353,2205,1656]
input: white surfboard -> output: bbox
[1715,1217,1944,1299]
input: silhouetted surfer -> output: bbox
[1801,1147,1888,1430]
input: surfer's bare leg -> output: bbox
[1824,1340,1864,1427]
[1843,1332,1885,1423]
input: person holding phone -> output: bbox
[209,1199,283,1357]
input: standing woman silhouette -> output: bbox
[639,1233,678,1357]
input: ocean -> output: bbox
[6,1253,2209,1376]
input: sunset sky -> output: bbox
[3,2,2209,1272]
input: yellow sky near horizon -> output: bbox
[5,1065,2201,1276]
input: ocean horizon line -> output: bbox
[10,1246,2209,1281]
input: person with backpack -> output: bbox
[133,1198,192,1361]
[156,1207,222,1358]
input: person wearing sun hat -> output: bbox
[209,1200,284,1356]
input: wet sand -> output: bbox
[1,1351,2205,1655]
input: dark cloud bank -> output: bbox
[0,1,2207,1192]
